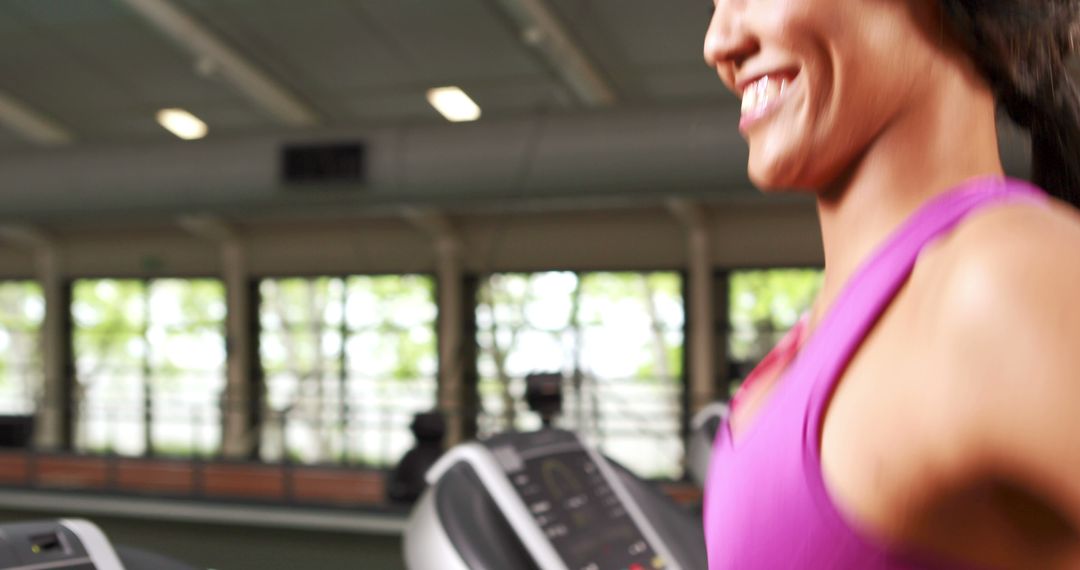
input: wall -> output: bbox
[0,200,823,280]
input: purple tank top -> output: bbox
[703,177,1047,569]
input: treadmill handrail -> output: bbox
[690,402,729,431]
[61,519,125,570]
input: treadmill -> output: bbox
[685,402,729,487]
[403,428,707,570]
[0,519,198,570]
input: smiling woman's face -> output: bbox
[705,0,943,192]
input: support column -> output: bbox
[668,201,717,415]
[435,234,466,445]
[37,246,69,450]
[404,210,469,446]
[179,217,255,459]
[459,275,480,442]
[713,270,731,399]
[221,239,256,458]
[0,225,68,450]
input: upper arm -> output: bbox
[939,202,1080,525]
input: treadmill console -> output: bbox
[482,430,669,570]
[0,520,123,570]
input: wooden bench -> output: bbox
[0,451,29,485]
[34,455,109,490]
[114,459,195,495]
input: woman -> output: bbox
[702,1,1080,568]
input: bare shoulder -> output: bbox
[916,197,1080,502]
[930,198,1080,346]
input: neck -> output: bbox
[810,75,1003,328]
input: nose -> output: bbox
[704,0,757,87]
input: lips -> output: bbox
[739,72,798,130]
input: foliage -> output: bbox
[258,275,437,466]
[72,279,227,457]
[476,271,685,478]
[728,268,823,368]
[0,281,44,414]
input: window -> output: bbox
[0,282,44,415]
[259,275,437,466]
[477,271,685,479]
[72,279,227,456]
[728,269,823,393]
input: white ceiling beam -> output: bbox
[0,92,73,146]
[119,0,320,127]
[178,214,237,242]
[402,208,454,238]
[0,224,53,249]
[666,198,707,229]
[494,0,617,107]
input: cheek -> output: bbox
[747,60,840,188]
[744,1,880,190]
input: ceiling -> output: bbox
[0,0,727,150]
[0,0,1036,224]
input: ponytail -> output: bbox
[1027,75,1080,206]
[941,0,1080,207]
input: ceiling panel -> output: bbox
[337,76,570,124]
[176,0,556,122]
[356,0,548,81]
[0,0,273,139]
[0,128,31,152]
[642,66,730,102]
[547,0,718,102]
[0,4,134,124]
[567,0,714,67]
[175,0,398,111]
[0,0,726,146]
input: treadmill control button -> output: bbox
[565,494,587,509]
[545,524,568,538]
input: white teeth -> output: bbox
[741,76,790,117]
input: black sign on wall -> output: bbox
[281,142,366,186]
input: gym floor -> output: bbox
[0,508,405,570]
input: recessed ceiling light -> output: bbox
[426,87,481,123]
[156,108,208,140]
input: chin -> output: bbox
[747,153,805,192]
[746,138,836,194]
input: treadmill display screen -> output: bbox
[487,431,665,570]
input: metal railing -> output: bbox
[13,372,686,479]
[477,374,685,479]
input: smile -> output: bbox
[739,73,798,131]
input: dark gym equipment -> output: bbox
[388,410,448,503]
[403,372,707,569]
[0,416,33,449]
[0,519,199,570]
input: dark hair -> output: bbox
[941,0,1080,206]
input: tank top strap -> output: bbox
[796,177,1048,455]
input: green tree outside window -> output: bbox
[0,282,44,415]
[259,275,437,467]
[728,269,823,395]
[477,271,685,479]
[72,279,226,457]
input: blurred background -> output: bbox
[0,1,1034,568]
